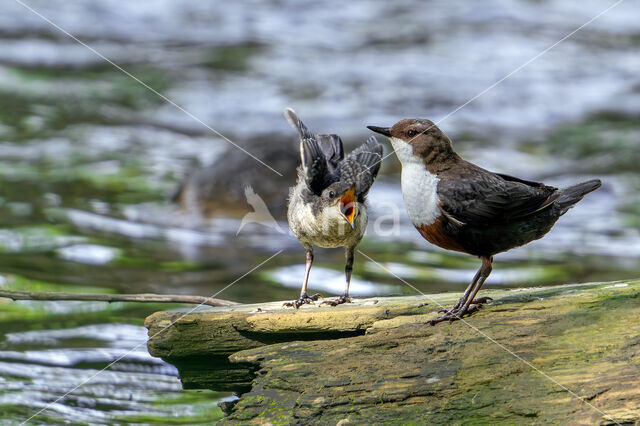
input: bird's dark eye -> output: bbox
[407,129,418,137]
[328,191,335,198]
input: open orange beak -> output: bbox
[339,187,357,229]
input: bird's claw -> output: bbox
[320,295,352,307]
[430,303,484,325]
[437,297,492,314]
[282,293,323,309]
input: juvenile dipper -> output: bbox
[368,119,601,324]
[284,109,383,308]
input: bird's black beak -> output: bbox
[367,126,391,137]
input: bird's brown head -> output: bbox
[367,119,456,168]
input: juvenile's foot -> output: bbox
[282,293,323,309]
[320,294,352,307]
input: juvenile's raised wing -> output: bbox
[338,136,384,201]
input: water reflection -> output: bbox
[0,306,226,423]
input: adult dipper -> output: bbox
[368,119,601,324]
[284,108,383,308]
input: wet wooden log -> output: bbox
[145,295,431,391]
[145,280,640,424]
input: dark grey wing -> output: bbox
[285,108,327,194]
[338,136,384,201]
[316,134,344,173]
[438,167,559,226]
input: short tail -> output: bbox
[556,179,602,211]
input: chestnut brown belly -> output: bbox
[416,218,468,253]
[415,208,561,257]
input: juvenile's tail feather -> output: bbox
[284,108,331,195]
[556,179,602,211]
[284,108,314,141]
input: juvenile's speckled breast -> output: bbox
[287,185,367,249]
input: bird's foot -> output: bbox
[320,294,352,307]
[437,297,492,314]
[430,301,489,325]
[282,293,323,309]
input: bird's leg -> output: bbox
[321,247,354,307]
[430,256,493,325]
[439,268,482,314]
[437,266,493,314]
[283,249,322,308]
[458,256,493,314]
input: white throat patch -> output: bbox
[390,137,440,227]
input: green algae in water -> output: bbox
[543,114,640,230]
[545,113,640,173]
[115,390,226,424]
[0,65,170,142]
[200,44,263,71]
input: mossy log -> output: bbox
[145,280,640,424]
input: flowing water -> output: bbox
[1,0,639,423]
